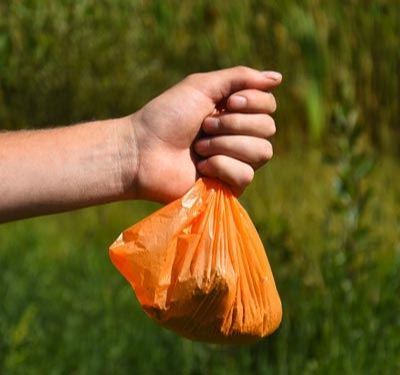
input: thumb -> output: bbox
[186,66,282,103]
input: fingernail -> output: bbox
[230,95,247,108]
[261,71,282,81]
[205,117,219,130]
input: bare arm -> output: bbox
[0,66,281,223]
[0,117,137,222]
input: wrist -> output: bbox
[114,114,140,200]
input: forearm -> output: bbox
[0,117,137,222]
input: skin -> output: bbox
[0,66,281,223]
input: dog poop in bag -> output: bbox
[109,178,282,344]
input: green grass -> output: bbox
[1,152,399,374]
[0,0,399,373]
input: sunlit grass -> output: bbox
[0,0,399,372]
[1,153,399,373]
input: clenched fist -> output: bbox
[131,66,282,202]
[0,66,281,222]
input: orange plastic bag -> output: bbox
[109,178,282,344]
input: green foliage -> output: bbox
[0,0,398,149]
[1,0,399,373]
[1,154,399,374]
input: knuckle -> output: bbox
[268,117,276,136]
[185,73,202,85]
[258,141,273,162]
[239,167,254,187]
[268,93,277,112]
[267,142,274,159]
[235,65,251,75]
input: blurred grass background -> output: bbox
[0,0,399,374]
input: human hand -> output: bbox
[0,66,281,222]
[130,66,282,202]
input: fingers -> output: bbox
[197,155,254,196]
[196,96,277,194]
[203,113,276,138]
[186,66,282,103]
[226,89,277,114]
[189,66,281,195]
[194,135,273,169]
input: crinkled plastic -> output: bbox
[109,178,282,344]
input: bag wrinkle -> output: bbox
[109,178,282,344]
